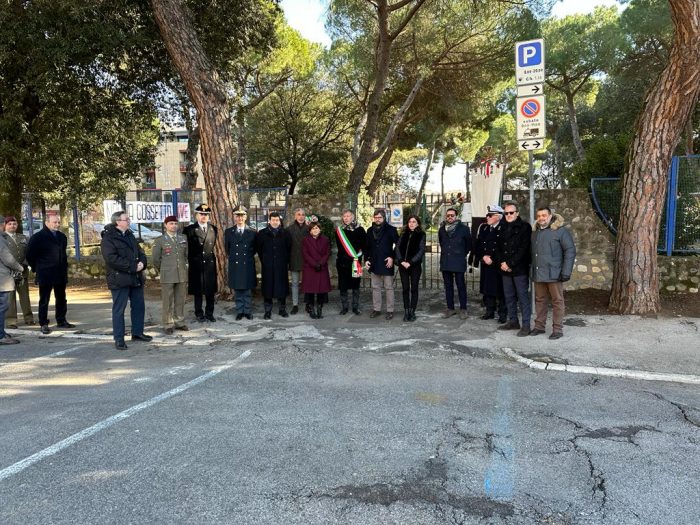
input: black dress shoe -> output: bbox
[131,334,153,342]
[549,332,564,340]
[175,325,189,331]
[115,340,128,350]
[40,325,51,335]
[529,328,546,336]
[196,315,206,322]
[244,313,253,320]
[206,315,216,322]
[6,323,18,329]
[279,310,289,318]
[340,307,349,315]
[236,313,244,320]
[291,305,299,315]
[480,313,495,320]
[25,319,36,326]
[263,312,271,320]
[369,310,381,318]
[56,322,76,329]
[164,327,174,335]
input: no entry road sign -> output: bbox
[516,95,545,143]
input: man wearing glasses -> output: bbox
[101,211,153,350]
[438,207,472,319]
[496,202,532,337]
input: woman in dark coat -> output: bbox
[302,221,331,319]
[335,209,366,315]
[395,215,426,322]
[255,212,292,319]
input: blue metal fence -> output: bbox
[590,155,700,255]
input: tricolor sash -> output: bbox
[336,226,363,278]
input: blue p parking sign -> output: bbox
[517,41,542,68]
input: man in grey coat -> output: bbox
[530,207,576,340]
[0,230,25,345]
[152,215,189,335]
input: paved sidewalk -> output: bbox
[7,285,699,381]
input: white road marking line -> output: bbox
[0,344,89,370]
[501,347,700,385]
[0,350,251,482]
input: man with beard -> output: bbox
[438,207,472,320]
[286,208,309,315]
[364,209,399,320]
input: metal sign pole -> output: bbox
[528,151,535,225]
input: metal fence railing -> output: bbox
[590,155,700,255]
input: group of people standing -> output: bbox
[0,200,577,349]
[1,214,76,345]
[473,202,577,340]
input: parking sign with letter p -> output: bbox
[515,39,545,85]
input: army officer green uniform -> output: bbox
[1,216,35,328]
[152,215,189,334]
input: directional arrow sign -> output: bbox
[516,95,546,141]
[517,83,543,97]
[519,140,543,151]
[515,39,545,86]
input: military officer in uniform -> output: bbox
[184,204,218,322]
[473,205,507,323]
[1,216,35,329]
[224,207,256,320]
[152,215,189,334]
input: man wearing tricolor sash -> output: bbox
[335,210,366,315]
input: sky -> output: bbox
[278,0,622,191]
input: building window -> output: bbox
[144,168,156,189]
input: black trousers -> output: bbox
[399,265,421,309]
[38,283,67,326]
[193,293,215,317]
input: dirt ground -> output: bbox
[64,279,700,319]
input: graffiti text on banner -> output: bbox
[103,200,191,224]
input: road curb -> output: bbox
[501,347,700,385]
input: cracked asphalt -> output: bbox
[1,307,699,525]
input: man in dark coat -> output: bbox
[335,209,366,315]
[364,209,399,320]
[256,211,292,319]
[438,207,472,319]
[530,207,577,340]
[496,202,532,337]
[184,204,218,322]
[101,211,152,350]
[286,207,309,315]
[26,215,74,334]
[2,216,35,328]
[225,207,257,320]
[473,205,507,323]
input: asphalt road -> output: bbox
[1,313,698,525]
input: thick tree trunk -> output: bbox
[151,0,239,297]
[181,125,200,190]
[684,111,695,155]
[414,142,436,215]
[609,0,700,314]
[235,110,249,189]
[565,91,586,161]
[366,140,398,197]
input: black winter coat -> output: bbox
[438,222,472,273]
[335,226,366,268]
[184,223,218,296]
[225,226,257,290]
[395,229,426,266]
[26,227,68,286]
[255,226,291,299]
[474,221,504,296]
[496,217,531,276]
[100,225,147,289]
[365,223,399,276]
